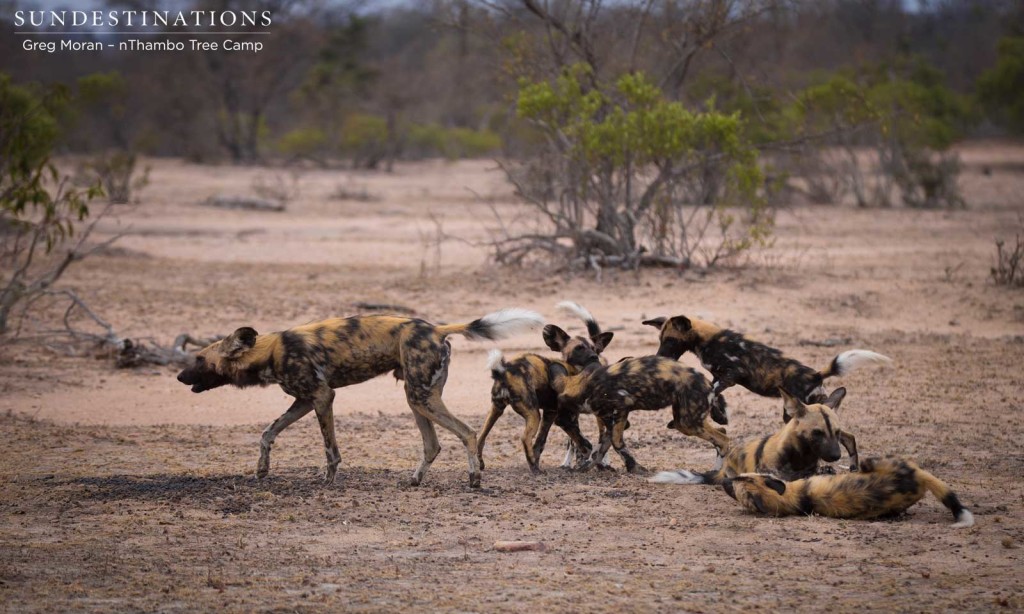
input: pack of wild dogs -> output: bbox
[176,302,974,529]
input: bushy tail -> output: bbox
[437,308,544,341]
[486,349,506,377]
[919,469,974,528]
[820,349,893,379]
[556,300,601,337]
[649,467,724,486]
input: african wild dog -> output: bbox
[643,314,891,469]
[650,387,847,485]
[550,356,730,473]
[477,301,614,473]
[722,456,974,528]
[175,309,543,488]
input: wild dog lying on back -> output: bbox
[477,302,614,473]
[176,309,543,487]
[650,388,847,485]
[643,314,891,468]
[550,356,730,473]
[722,456,974,528]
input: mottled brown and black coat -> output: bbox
[643,314,891,469]
[477,302,614,473]
[651,388,847,485]
[722,456,974,528]
[551,355,730,473]
[176,309,542,487]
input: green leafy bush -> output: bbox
[977,37,1024,135]
[497,64,771,269]
[0,74,102,334]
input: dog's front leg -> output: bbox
[312,387,340,484]
[554,411,592,469]
[258,398,314,479]
[708,378,732,425]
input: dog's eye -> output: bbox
[195,356,205,365]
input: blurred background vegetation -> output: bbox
[2,0,1020,167]
[3,0,1024,282]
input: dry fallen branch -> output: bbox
[353,302,416,314]
[493,540,547,553]
[29,289,219,368]
[203,196,285,212]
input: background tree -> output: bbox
[0,75,103,335]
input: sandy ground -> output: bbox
[2,143,1024,611]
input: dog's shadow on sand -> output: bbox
[63,467,454,513]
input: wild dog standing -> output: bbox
[176,309,543,487]
[650,388,847,485]
[550,356,730,473]
[642,314,892,468]
[721,456,974,528]
[477,301,614,473]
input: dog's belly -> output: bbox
[326,356,401,388]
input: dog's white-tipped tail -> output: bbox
[951,509,975,529]
[556,300,601,337]
[440,308,544,341]
[649,470,705,485]
[824,349,893,378]
[486,349,506,374]
[556,301,595,324]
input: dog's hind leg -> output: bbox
[417,393,482,487]
[529,408,559,472]
[410,410,441,486]
[839,431,859,472]
[611,417,645,474]
[403,340,481,487]
[476,397,506,471]
[509,401,544,474]
[582,416,615,471]
[258,398,314,479]
[312,387,340,484]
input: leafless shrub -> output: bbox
[992,232,1024,288]
[251,169,303,206]
[77,151,150,204]
[892,150,966,209]
[330,181,378,202]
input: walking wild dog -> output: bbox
[550,356,730,473]
[175,309,543,487]
[642,314,891,468]
[477,302,614,473]
[722,456,974,528]
[650,388,847,485]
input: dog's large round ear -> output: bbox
[641,317,666,329]
[763,476,787,496]
[593,331,614,352]
[823,387,847,411]
[542,324,570,352]
[780,388,807,421]
[667,315,692,331]
[223,326,258,358]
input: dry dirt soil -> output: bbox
[2,144,1024,612]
